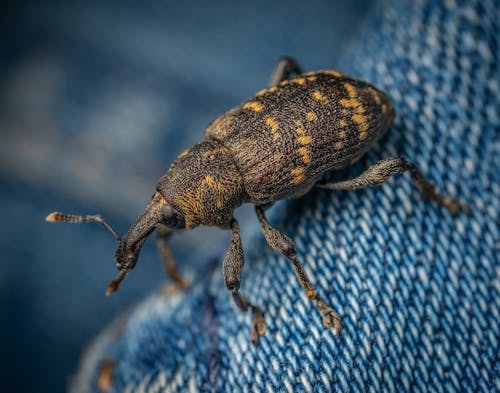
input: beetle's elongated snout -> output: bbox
[106,193,169,295]
[107,192,185,294]
[108,192,185,295]
[114,193,166,272]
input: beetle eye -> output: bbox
[161,204,185,229]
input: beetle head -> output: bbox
[109,192,184,294]
[47,141,244,294]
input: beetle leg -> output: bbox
[223,218,266,345]
[97,357,115,393]
[255,206,343,335]
[156,224,189,289]
[316,156,470,215]
[269,57,303,86]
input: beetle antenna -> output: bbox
[106,269,128,295]
[45,211,121,241]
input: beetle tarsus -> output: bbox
[405,160,471,215]
[250,306,267,345]
[231,288,266,345]
[317,298,342,335]
[316,156,471,215]
[106,270,128,295]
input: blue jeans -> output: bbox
[67,0,499,391]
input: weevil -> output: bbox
[47,57,469,344]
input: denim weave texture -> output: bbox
[70,0,499,391]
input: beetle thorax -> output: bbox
[156,141,246,229]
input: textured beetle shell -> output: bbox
[205,71,395,204]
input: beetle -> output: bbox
[47,57,469,345]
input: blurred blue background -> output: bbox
[0,0,374,391]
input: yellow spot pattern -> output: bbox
[203,175,228,195]
[242,101,263,112]
[312,90,329,104]
[335,142,344,150]
[292,77,306,85]
[175,191,204,229]
[343,83,357,96]
[265,116,280,141]
[178,148,190,158]
[342,82,370,141]
[291,167,305,185]
[298,147,311,164]
[339,98,361,108]
[297,136,312,145]
[256,86,277,96]
[339,119,347,127]
[293,118,313,176]
[352,113,369,132]
[323,70,343,78]
[173,174,232,228]
[306,111,317,122]
[204,175,217,188]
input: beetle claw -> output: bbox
[250,306,266,345]
[316,298,343,335]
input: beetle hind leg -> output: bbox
[316,156,470,215]
[255,206,343,335]
[230,289,267,346]
[269,57,303,86]
[224,218,266,345]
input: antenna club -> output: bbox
[45,211,62,223]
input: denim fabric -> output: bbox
[65,0,500,391]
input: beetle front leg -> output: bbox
[223,218,266,345]
[255,206,343,335]
[269,57,303,86]
[156,224,189,289]
[316,156,470,215]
